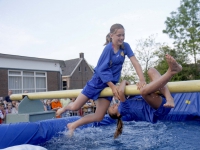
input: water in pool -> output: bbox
[40,120,200,150]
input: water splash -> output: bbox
[39,121,200,150]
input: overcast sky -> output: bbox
[0,0,181,66]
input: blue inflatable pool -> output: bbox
[0,92,200,149]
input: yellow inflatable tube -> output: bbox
[10,80,200,101]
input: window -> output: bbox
[85,67,87,72]
[8,70,47,94]
[63,81,67,90]
[79,66,81,72]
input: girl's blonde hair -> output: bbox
[104,24,125,49]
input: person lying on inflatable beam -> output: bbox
[108,54,182,138]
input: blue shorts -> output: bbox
[81,75,113,102]
[153,97,171,117]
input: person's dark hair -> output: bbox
[104,23,125,49]
[108,111,123,139]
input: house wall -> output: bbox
[69,60,93,89]
[0,69,62,98]
[0,69,8,98]
[47,71,62,91]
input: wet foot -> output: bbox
[165,54,182,75]
[56,108,64,117]
[163,96,175,108]
[67,123,75,137]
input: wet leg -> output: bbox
[67,98,110,136]
[56,93,89,116]
[140,54,182,108]
[148,68,174,108]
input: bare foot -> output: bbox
[163,96,175,108]
[165,54,182,75]
[56,108,64,117]
[67,123,75,137]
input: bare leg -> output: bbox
[67,98,110,136]
[140,54,182,109]
[147,68,175,108]
[56,93,89,116]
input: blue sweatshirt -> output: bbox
[118,96,171,123]
[94,42,134,84]
[82,42,134,100]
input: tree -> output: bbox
[135,35,160,82]
[163,0,200,79]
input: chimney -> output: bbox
[79,53,84,58]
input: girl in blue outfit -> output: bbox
[108,54,182,138]
[56,23,145,134]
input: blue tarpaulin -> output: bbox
[162,92,200,121]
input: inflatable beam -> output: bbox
[10,80,200,101]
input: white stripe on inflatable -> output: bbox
[2,144,47,150]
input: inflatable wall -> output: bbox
[0,92,200,149]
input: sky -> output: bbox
[0,0,181,67]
